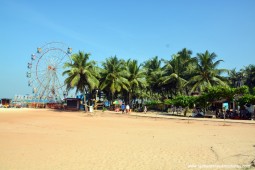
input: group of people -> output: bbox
[216,109,251,119]
[121,103,130,113]
[120,103,147,114]
[169,105,183,115]
[216,104,254,120]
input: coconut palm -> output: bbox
[177,48,193,66]
[143,56,164,99]
[160,54,187,96]
[228,68,245,88]
[62,51,99,112]
[160,48,194,96]
[176,48,196,82]
[126,59,147,104]
[100,56,129,103]
[242,64,255,92]
[186,50,229,92]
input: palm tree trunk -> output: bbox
[84,91,88,112]
[128,92,132,107]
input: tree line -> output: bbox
[62,48,255,112]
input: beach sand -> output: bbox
[0,108,254,170]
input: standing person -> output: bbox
[121,103,126,114]
[144,105,147,114]
[172,105,176,114]
[179,106,183,114]
[126,104,130,113]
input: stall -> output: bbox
[0,98,11,108]
[65,98,81,111]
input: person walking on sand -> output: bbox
[121,103,126,114]
[126,104,130,113]
[144,105,147,114]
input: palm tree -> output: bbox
[63,51,99,112]
[143,56,164,99]
[160,55,187,96]
[100,56,129,103]
[177,48,193,66]
[177,48,197,93]
[186,50,229,92]
[242,64,255,92]
[126,59,147,105]
[160,48,194,96]
[228,68,245,87]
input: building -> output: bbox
[0,98,12,108]
[64,98,81,110]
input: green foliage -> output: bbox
[205,86,233,101]
[102,107,107,112]
[235,85,249,94]
[164,95,196,108]
[126,59,147,104]
[242,64,255,92]
[100,56,129,101]
[63,51,99,93]
[237,94,255,105]
[173,95,194,107]
[164,99,173,105]
[61,48,255,111]
[195,94,211,111]
[143,56,164,96]
[145,100,163,106]
[202,85,249,102]
[145,100,163,110]
[186,50,229,92]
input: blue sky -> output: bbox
[0,0,255,99]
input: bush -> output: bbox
[165,95,196,108]
[145,100,163,110]
[102,107,107,112]
[237,94,255,106]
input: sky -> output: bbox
[0,0,255,99]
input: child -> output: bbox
[121,103,126,114]
[126,104,130,113]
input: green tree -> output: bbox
[242,64,255,93]
[238,94,255,106]
[186,50,229,92]
[63,51,99,112]
[143,56,164,99]
[100,56,129,103]
[228,68,244,87]
[160,55,187,96]
[160,48,195,96]
[197,85,249,111]
[126,59,147,105]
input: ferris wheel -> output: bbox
[26,42,72,102]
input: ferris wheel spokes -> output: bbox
[27,42,72,102]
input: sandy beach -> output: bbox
[0,108,254,170]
